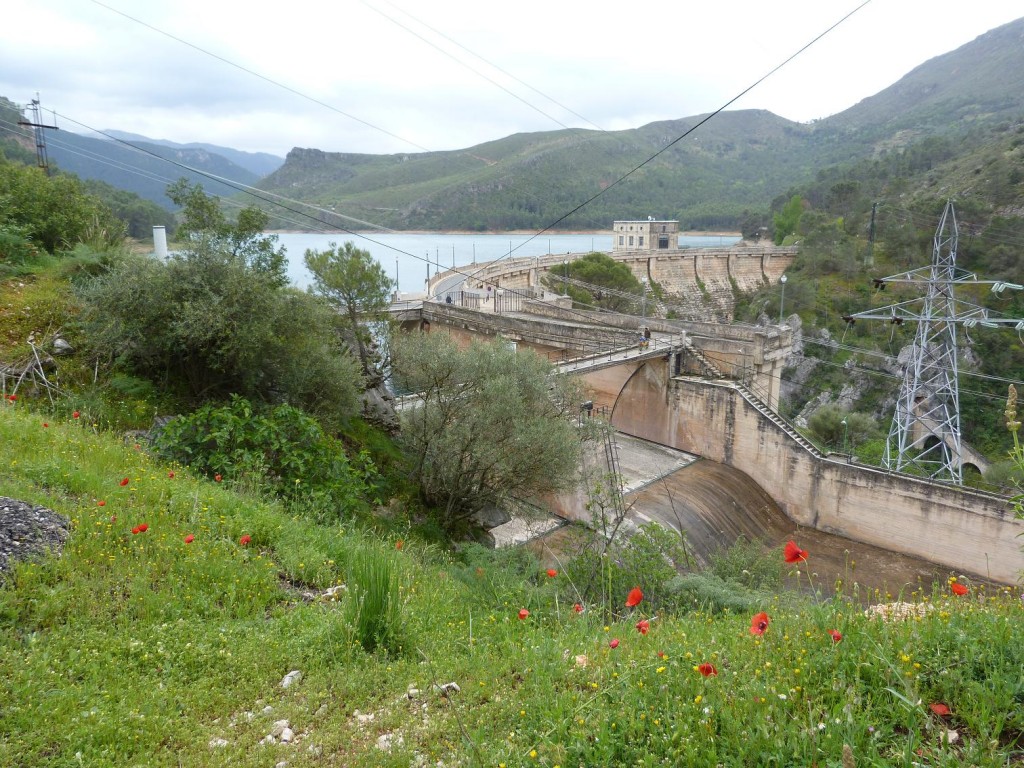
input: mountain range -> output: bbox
[13,15,1024,226]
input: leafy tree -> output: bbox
[304,241,395,377]
[772,194,804,245]
[78,246,361,428]
[0,156,124,252]
[393,332,586,530]
[542,251,643,312]
[807,405,877,452]
[167,179,287,286]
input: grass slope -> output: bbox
[1,405,1022,767]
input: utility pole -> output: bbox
[842,201,1023,484]
[17,95,58,175]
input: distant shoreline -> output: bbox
[268,229,742,238]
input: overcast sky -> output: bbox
[2,1,1021,159]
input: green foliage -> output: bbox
[544,252,644,312]
[708,535,783,590]
[82,179,175,239]
[664,571,770,614]
[154,396,376,520]
[566,523,691,617]
[772,194,804,244]
[0,156,124,253]
[167,179,287,286]
[3,406,1024,767]
[807,405,879,452]
[393,333,585,530]
[0,224,41,273]
[343,542,405,654]
[76,248,361,427]
[304,241,395,376]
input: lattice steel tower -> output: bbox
[844,201,1023,484]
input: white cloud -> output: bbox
[0,0,1020,156]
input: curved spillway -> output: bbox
[626,458,974,599]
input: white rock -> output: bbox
[262,705,274,715]
[275,762,288,768]
[436,682,461,695]
[280,727,295,743]
[407,687,420,699]
[376,732,404,752]
[208,737,229,749]
[270,720,290,738]
[260,735,277,746]
[355,711,375,725]
[280,670,303,689]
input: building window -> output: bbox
[618,235,624,246]
[638,236,644,247]
[628,235,634,246]
[661,225,666,232]
[658,234,669,249]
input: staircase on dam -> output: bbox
[681,338,823,458]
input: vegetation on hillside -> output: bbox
[1,406,1023,767]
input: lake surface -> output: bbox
[274,231,740,291]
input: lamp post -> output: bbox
[841,418,848,454]
[778,274,788,325]
[563,259,568,296]
[395,256,399,294]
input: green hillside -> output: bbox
[2,407,1022,767]
[255,17,1024,233]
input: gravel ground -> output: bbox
[0,496,69,577]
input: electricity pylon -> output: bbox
[16,95,58,175]
[843,201,1023,484]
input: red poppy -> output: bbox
[518,608,529,620]
[395,539,404,550]
[168,471,175,479]
[750,611,770,636]
[72,411,80,419]
[97,500,106,507]
[132,526,141,535]
[635,619,650,635]
[184,534,194,544]
[828,629,842,643]
[784,540,808,563]
[929,702,951,716]
[609,638,620,649]
[7,395,15,401]
[951,581,969,596]
[137,523,148,533]
[42,423,48,428]
[697,663,718,677]
[119,477,130,487]
[657,650,667,659]
[214,474,222,482]
[546,568,558,578]
[239,534,251,546]
[573,603,583,613]
[625,587,644,607]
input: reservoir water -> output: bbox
[275,231,739,291]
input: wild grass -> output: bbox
[1,402,1022,767]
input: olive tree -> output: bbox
[393,332,588,529]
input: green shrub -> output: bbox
[708,535,782,590]
[343,543,404,654]
[154,395,378,521]
[664,571,771,614]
